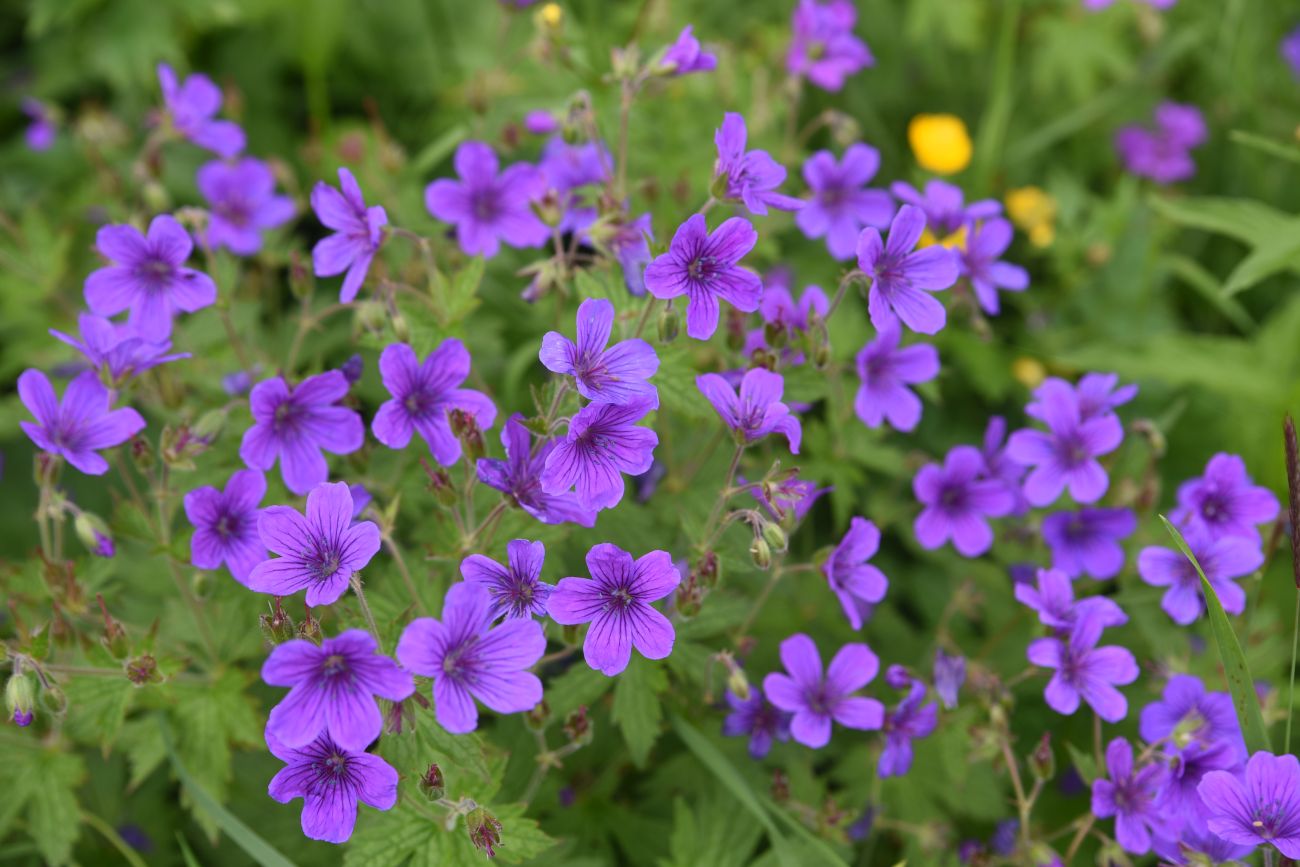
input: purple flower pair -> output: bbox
[477,415,597,526]
[1008,378,1124,507]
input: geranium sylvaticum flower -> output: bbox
[246,482,382,606]
[262,628,414,750]
[1014,568,1128,632]
[853,320,939,432]
[879,679,938,778]
[763,633,884,749]
[311,167,387,303]
[856,204,960,335]
[540,395,658,511]
[424,140,548,258]
[18,369,146,475]
[198,157,295,255]
[658,25,716,76]
[958,218,1029,315]
[823,517,888,630]
[1137,526,1262,625]
[933,649,966,709]
[1008,379,1124,507]
[1027,609,1137,722]
[240,370,364,495]
[1139,674,1244,757]
[397,581,546,733]
[1115,102,1206,185]
[461,539,553,620]
[183,468,267,585]
[913,445,1015,557]
[643,215,762,340]
[745,473,830,525]
[1041,508,1137,580]
[547,543,681,676]
[713,113,802,215]
[539,298,659,405]
[1091,738,1169,856]
[1171,452,1280,543]
[372,340,497,465]
[50,313,189,383]
[1027,372,1136,423]
[797,144,894,260]
[744,278,829,363]
[723,687,792,759]
[84,214,217,341]
[1198,751,1300,859]
[477,414,596,526]
[696,368,802,453]
[156,63,245,157]
[266,728,398,845]
[890,179,1001,243]
[980,416,1029,515]
[786,0,873,92]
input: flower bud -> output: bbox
[563,705,592,745]
[884,664,912,690]
[74,512,115,558]
[763,320,787,349]
[391,312,411,344]
[126,655,161,686]
[258,597,296,646]
[811,343,832,370]
[98,595,129,659]
[709,170,731,202]
[6,674,35,727]
[1029,731,1055,781]
[674,577,703,617]
[749,537,771,570]
[658,304,679,343]
[340,354,364,385]
[760,520,787,554]
[524,699,551,731]
[297,608,322,642]
[288,249,314,298]
[130,435,154,470]
[450,410,486,463]
[725,309,747,351]
[770,769,790,803]
[422,463,458,507]
[693,551,720,589]
[725,664,750,702]
[418,763,445,801]
[466,806,503,858]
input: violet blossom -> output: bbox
[311,167,387,303]
[1014,567,1128,631]
[958,218,1029,315]
[658,25,717,76]
[198,157,295,255]
[1171,453,1280,543]
[913,445,1015,557]
[1007,378,1124,507]
[540,395,658,511]
[50,313,190,383]
[713,113,802,215]
[696,368,802,453]
[723,687,792,759]
[643,215,762,340]
[1027,610,1138,722]
[853,320,939,432]
[477,414,597,526]
[797,145,893,260]
[786,0,873,92]
[539,298,659,405]
[856,204,960,335]
[183,468,267,585]
[1091,738,1169,855]
[1041,508,1137,580]
[460,539,553,620]
[879,680,938,778]
[1198,751,1300,859]
[823,517,888,630]
[266,729,398,845]
[763,634,884,749]
[1137,527,1262,625]
[18,369,146,475]
[156,63,245,158]
[890,180,1001,242]
[424,140,548,258]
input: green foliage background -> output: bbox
[2,0,1300,865]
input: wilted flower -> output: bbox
[879,680,938,777]
[22,98,56,151]
[933,649,966,710]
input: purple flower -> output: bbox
[539,298,659,405]
[853,320,938,432]
[1156,740,1241,841]
[263,629,414,751]
[1041,508,1137,580]
[240,371,364,495]
[1137,528,1262,625]
[610,213,654,296]
[796,145,894,260]
[1139,674,1244,757]
[959,218,1029,315]
[477,414,596,526]
[348,484,371,519]
[933,649,965,709]
[786,0,873,92]
[22,98,55,151]
[763,634,884,749]
[50,313,190,383]
[397,582,545,733]
[84,214,218,341]
[537,136,610,236]
[856,204,960,335]
[981,416,1029,515]
[523,110,559,135]
[723,688,792,759]
[1007,379,1124,507]
[1198,751,1300,859]
[540,396,658,511]
[183,468,267,585]
[823,517,888,630]
[890,180,1001,240]
[759,280,828,338]
[1028,373,1136,423]
[659,25,717,76]
[879,680,938,777]
[1171,453,1280,544]
[547,544,681,676]
[246,482,382,606]
[1027,610,1138,722]
[461,539,553,620]
[311,167,387,303]
[372,340,497,466]
[643,215,762,340]
[713,113,802,215]
[266,729,397,845]
[1091,738,1169,855]
[1014,567,1128,631]
[198,157,295,255]
[913,445,1015,557]
[18,369,145,475]
[1284,26,1300,79]
[424,141,548,258]
[222,367,258,396]
[696,368,802,453]
[745,474,830,525]
[1115,102,1206,185]
[156,64,245,158]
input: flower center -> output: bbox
[135,258,177,290]
[471,191,499,223]
[321,654,348,677]
[214,513,241,540]
[687,256,717,282]
[939,484,967,511]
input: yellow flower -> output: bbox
[537,2,562,27]
[919,224,967,251]
[1011,357,1047,389]
[1005,186,1057,249]
[907,114,972,175]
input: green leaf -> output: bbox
[611,655,667,767]
[345,801,553,866]
[1221,234,1300,297]
[544,658,615,718]
[1159,516,1272,754]
[445,257,485,323]
[62,674,133,751]
[378,702,494,793]
[0,742,85,866]
[1229,129,1300,166]
[158,715,296,867]
[658,792,762,867]
[1064,743,1099,785]
[1148,194,1295,246]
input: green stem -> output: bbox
[733,562,784,643]
[350,574,381,638]
[80,810,149,867]
[699,442,745,548]
[999,737,1032,850]
[1288,590,1300,755]
[382,532,429,617]
[158,465,218,661]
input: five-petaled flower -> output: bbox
[1197,751,1300,860]
[540,395,659,511]
[424,140,548,258]
[240,370,364,495]
[183,468,268,585]
[156,63,245,157]
[477,414,597,526]
[713,113,803,216]
[1027,609,1137,722]
[696,368,802,452]
[539,298,659,405]
[547,543,681,676]
[1007,378,1124,507]
[797,144,894,260]
[18,369,146,475]
[1091,738,1169,856]
[786,0,873,92]
[1137,526,1262,625]
[266,728,398,845]
[50,312,190,384]
[823,517,889,630]
[853,320,939,433]
[856,204,960,335]
[913,445,1014,557]
[461,539,554,620]
[643,215,763,340]
[198,157,296,255]
[763,633,884,749]
[311,167,388,303]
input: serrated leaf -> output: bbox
[119,717,167,790]
[378,702,494,791]
[611,655,667,767]
[659,791,762,867]
[543,661,614,718]
[446,256,485,323]
[62,674,133,751]
[1160,516,1272,754]
[0,742,84,866]
[345,801,553,867]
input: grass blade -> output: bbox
[1159,516,1272,754]
[157,716,296,867]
